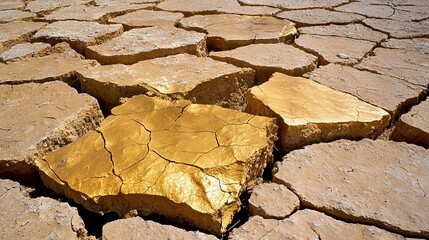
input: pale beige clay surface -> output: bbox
[86,26,207,64]
[179,14,296,50]
[249,182,299,219]
[0,0,25,11]
[41,4,154,22]
[157,0,278,16]
[295,34,376,65]
[210,43,317,83]
[0,21,46,52]
[102,217,218,240]
[299,23,388,43]
[108,10,184,29]
[273,139,429,238]
[0,81,103,176]
[237,0,349,9]
[0,42,51,62]
[32,20,124,54]
[0,10,36,23]
[230,210,406,240]
[25,0,92,15]
[0,179,87,239]
[277,9,365,27]
[77,54,255,110]
[246,73,390,153]
[356,48,429,88]
[381,38,429,54]
[0,43,97,85]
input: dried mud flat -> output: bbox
[0,0,428,239]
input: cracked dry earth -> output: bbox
[0,0,428,239]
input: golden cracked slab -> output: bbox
[210,43,317,83]
[41,4,154,23]
[108,10,184,30]
[0,81,103,176]
[246,73,390,153]
[77,53,255,111]
[0,21,46,52]
[32,20,124,54]
[85,26,207,65]
[36,95,277,236]
[0,44,97,85]
[178,14,296,50]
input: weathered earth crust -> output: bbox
[86,26,207,64]
[77,54,255,111]
[0,178,87,239]
[273,139,429,238]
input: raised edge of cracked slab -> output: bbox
[272,139,429,238]
[40,4,155,23]
[178,14,297,51]
[0,21,47,52]
[0,10,37,23]
[391,99,429,148]
[32,20,124,55]
[77,53,255,111]
[305,64,426,118]
[230,209,406,239]
[108,10,184,29]
[0,81,104,176]
[209,43,317,83]
[0,179,87,239]
[102,217,219,240]
[85,26,207,65]
[35,95,278,236]
[0,42,51,62]
[245,73,390,153]
[0,43,98,85]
